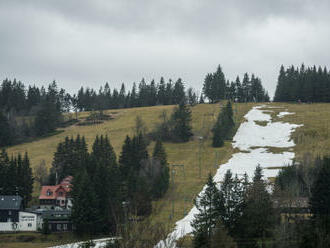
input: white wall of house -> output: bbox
[0,212,41,232]
[18,211,39,231]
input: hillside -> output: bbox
[4,102,330,248]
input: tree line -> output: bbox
[274,64,330,102]
[203,65,270,103]
[0,80,69,147]
[0,150,33,208]
[47,133,170,235]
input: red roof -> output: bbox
[39,176,73,200]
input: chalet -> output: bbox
[273,197,311,223]
[39,176,73,209]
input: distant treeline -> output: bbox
[0,80,68,147]
[274,64,330,102]
[75,77,196,111]
[202,66,270,103]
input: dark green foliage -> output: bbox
[218,171,245,237]
[75,77,189,111]
[310,157,330,235]
[71,168,100,235]
[238,166,275,247]
[41,218,51,235]
[0,149,33,207]
[203,66,269,103]
[63,135,120,235]
[49,135,88,184]
[212,101,235,147]
[152,140,170,198]
[0,79,68,146]
[119,133,168,216]
[0,111,11,147]
[172,102,193,142]
[274,64,330,102]
[192,174,221,248]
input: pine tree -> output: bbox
[191,174,221,248]
[172,102,193,142]
[310,156,330,234]
[152,140,169,198]
[238,166,274,247]
[212,101,235,147]
[71,168,100,235]
[0,111,12,147]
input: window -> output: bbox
[61,200,65,204]
[7,218,11,222]
[8,211,12,215]
[63,224,67,231]
[28,223,32,227]
[47,190,53,196]
[57,224,62,231]
[59,192,63,196]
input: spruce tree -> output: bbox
[212,101,235,147]
[71,168,100,235]
[310,156,330,234]
[0,111,11,147]
[191,174,221,248]
[238,166,274,247]
[172,102,193,142]
[152,140,170,198]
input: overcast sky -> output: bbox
[1,0,329,97]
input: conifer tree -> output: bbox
[152,140,170,198]
[212,101,235,147]
[0,111,11,147]
[172,102,193,142]
[71,168,100,235]
[191,174,221,248]
[310,156,330,234]
[238,166,274,247]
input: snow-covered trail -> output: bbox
[155,105,302,248]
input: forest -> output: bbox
[274,64,330,102]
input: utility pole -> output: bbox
[198,136,203,178]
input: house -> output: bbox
[39,176,73,209]
[37,209,73,232]
[0,195,22,231]
[0,195,42,232]
[273,197,311,223]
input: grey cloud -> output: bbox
[0,0,330,96]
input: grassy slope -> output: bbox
[267,103,330,160]
[3,102,255,248]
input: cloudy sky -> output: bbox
[1,0,329,97]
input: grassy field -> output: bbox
[3,102,255,248]
[266,103,330,161]
[3,102,330,248]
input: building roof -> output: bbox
[0,195,23,210]
[39,185,67,200]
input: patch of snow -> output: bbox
[155,105,302,248]
[50,237,118,248]
[278,111,295,118]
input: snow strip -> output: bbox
[277,112,294,118]
[51,238,118,248]
[155,106,302,248]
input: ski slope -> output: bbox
[155,105,302,247]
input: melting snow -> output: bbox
[155,105,302,248]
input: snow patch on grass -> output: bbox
[155,105,302,248]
